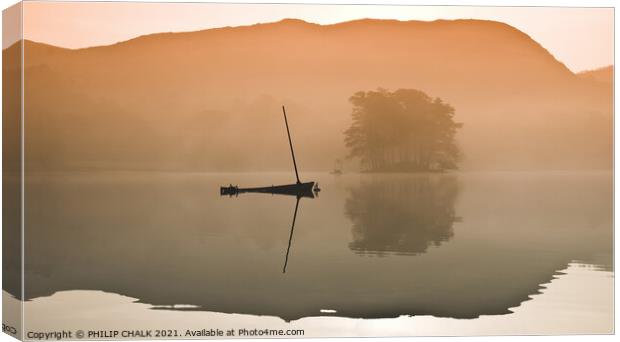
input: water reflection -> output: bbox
[11,171,613,322]
[283,197,301,273]
[346,176,459,255]
[218,181,312,273]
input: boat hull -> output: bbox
[221,181,315,198]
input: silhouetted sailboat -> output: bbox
[220,106,317,198]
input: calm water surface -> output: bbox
[14,171,613,333]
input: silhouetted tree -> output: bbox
[344,89,462,172]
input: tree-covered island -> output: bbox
[344,88,462,172]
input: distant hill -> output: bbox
[578,65,613,85]
[5,18,612,171]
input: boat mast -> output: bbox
[282,105,301,184]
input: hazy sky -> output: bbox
[19,1,614,72]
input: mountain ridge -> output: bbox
[5,17,612,171]
[578,65,613,84]
[16,18,573,76]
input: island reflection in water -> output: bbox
[346,176,459,255]
[14,171,612,323]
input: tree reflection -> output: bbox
[346,175,460,255]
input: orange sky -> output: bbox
[16,1,615,73]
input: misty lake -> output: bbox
[9,171,613,335]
